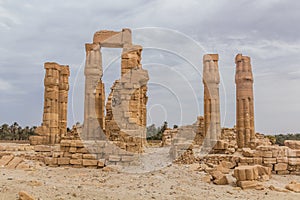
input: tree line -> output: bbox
[0,122,36,140]
[266,133,300,146]
[146,122,178,140]
[1,121,300,144]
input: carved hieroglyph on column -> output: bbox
[202,54,221,149]
[235,54,255,148]
[30,62,70,145]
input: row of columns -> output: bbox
[202,53,255,149]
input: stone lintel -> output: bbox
[92,29,132,48]
[93,30,121,43]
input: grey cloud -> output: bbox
[0,0,300,134]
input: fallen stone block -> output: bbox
[211,170,228,185]
[0,155,14,167]
[19,191,35,200]
[6,157,23,169]
[237,180,259,189]
[285,181,300,193]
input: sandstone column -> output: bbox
[235,54,255,148]
[31,62,70,145]
[44,62,60,144]
[202,54,221,149]
[58,66,70,142]
[83,43,103,140]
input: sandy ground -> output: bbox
[1,163,300,200]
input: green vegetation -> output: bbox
[0,122,36,140]
[269,133,300,146]
[146,121,168,140]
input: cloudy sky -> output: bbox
[1,0,300,134]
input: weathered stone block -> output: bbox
[34,145,52,152]
[98,159,105,167]
[82,159,98,166]
[285,181,300,192]
[76,147,89,154]
[57,157,70,165]
[70,159,82,165]
[262,151,273,158]
[71,153,82,159]
[63,152,72,158]
[83,154,96,159]
[211,170,228,185]
[69,147,77,153]
[45,157,57,165]
[60,140,71,147]
[237,180,259,189]
[0,155,14,167]
[274,163,288,171]
[284,140,300,149]
[263,158,277,164]
[288,158,300,166]
[121,156,134,162]
[6,157,23,169]
[277,170,290,175]
[109,155,121,162]
[242,148,255,157]
[277,157,288,163]
[253,157,263,165]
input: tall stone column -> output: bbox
[43,63,60,144]
[235,54,255,148]
[31,62,70,145]
[83,43,104,140]
[202,54,221,149]
[58,66,70,142]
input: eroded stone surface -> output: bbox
[235,54,255,148]
[30,62,70,145]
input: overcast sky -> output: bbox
[1,0,300,134]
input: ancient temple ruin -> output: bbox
[83,29,148,152]
[30,62,70,145]
[202,54,221,149]
[11,29,300,192]
[235,54,255,148]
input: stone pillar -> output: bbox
[58,66,70,142]
[43,63,60,144]
[83,43,104,140]
[202,54,221,149]
[235,54,255,148]
[31,62,70,145]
